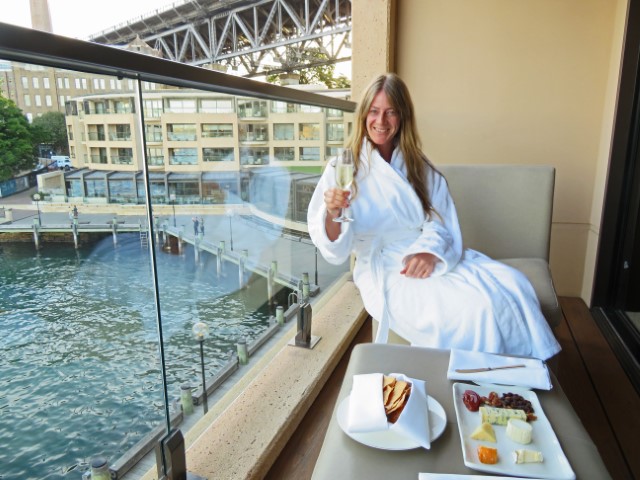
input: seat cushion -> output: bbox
[500,257,562,328]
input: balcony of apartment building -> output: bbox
[2,1,640,478]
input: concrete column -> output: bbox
[351,0,397,100]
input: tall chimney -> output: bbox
[30,0,53,33]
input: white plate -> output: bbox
[336,393,446,450]
[452,383,575,479]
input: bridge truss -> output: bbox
[89,0,351,78]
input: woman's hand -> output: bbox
[400,252,439,279]
[324,188,350,218]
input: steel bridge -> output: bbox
[88,0,351,78]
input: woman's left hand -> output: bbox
[400,252,439,278]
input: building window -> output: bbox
[326,108,344,118]
[82,78,87,89]
[143,99,163,118]
[23,95,31,106]
[85,178,107,197]
[90,147,108,164]
[114,100,133,114]
[111,147,133,164]
[299,123,320,141]
[326,146,343,159]
[75,78,81,89]
[67,126,74,141]
[147,147,164,166]
[57,77,64,88]
[109,124,131,141]
[43,78,50,89]
[203,147,234,162]
[45,95,52,107]
[88,125,106,141]
[64,77,70,89]
[34,95,42,107]
[239,123,268,142]
[59,95,65,106]
[300,147,320,161]
[167,124,197,141]
[32,77,39,88]
[240,147,269,165]
[274,147,295,161]
[145,124,163,142]
[166,98,197,114]
[21,76,28,88]
[271,101,297,114]
[326,123,344,142]
[273,123,294,141]
[169,148,198,165]
[237,99,267,118]
[300,104,322,113]
[201,123,233,138]
[199,98,234,113]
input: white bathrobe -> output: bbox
[307,143,561,360]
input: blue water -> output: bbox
[0,235,281,479]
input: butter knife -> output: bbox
[455,364,526,374]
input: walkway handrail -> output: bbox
[0,22,356,112]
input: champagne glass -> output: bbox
[333,149,354,222]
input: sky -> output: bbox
[1,0,176,39]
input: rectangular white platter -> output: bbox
[452,383,575,479]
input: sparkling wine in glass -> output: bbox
[333,149,354,223]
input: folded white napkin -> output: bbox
[419,474,546,480]
[447,349,552,390]
[346,372,431,449]
[346,373,388,433]
[389,373,431,449]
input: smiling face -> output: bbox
[366,90,401,160]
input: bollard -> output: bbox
[180,385,194,415]
[289,302,321,349]
[89,457,111,480]
[302,272,310,301]
[73,219,79,249]
[237,339,248,365]
[276,305,284,326]
[32,220,40,250]
[111,216,118,246]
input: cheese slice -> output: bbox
[479,406,527,425]
[506,418,532,444]
[514,449,544,464]
[470,421,497,443]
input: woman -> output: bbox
[307,73,560,360]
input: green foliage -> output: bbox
[30,111,69,155]
[0,95,35,181]
[267,47,351,89]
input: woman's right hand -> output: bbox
[324,188,350,218]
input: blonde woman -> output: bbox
[307,73,560,360]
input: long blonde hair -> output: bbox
[347,73,436,217]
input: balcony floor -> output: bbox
[265,297,640,480]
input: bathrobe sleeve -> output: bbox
[307,164,354,265]
[402,168,464,276]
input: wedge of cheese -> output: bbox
[470,421,496,443]
[514,449,544,464]
[479,406,527,425]
[506,418,532,444]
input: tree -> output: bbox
[0,95,34,181]
[267,47,351,89]
[30,111,69,156]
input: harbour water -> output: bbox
[0,234,285,479]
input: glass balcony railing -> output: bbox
[0,22,354,480]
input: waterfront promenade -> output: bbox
[0,187,347,291]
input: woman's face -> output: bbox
[366,90,400,152]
